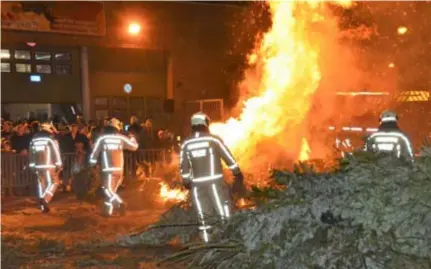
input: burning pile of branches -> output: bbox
[143,149,430,269]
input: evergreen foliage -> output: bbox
[118,150,431,269]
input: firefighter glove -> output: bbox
[232,172,246,196]
[184,180,192,190]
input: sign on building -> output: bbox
[123,83,132,94]
[1,2,106,36]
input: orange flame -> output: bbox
[299,138,311,161]
[211,1,345,171]
[208,0,354,178]
[159,182,188,202]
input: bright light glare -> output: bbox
[397,26,407,35]
[128,23,141,35]
[30,75,41,82]
[388,62,395,68]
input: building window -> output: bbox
[55,64,71,75]
[14,50,31,60]
[36,64,52,74]
[35,52,52,61]
[95,110,109,119]
[15,63,31,73]
[1,62,11,72]
[1,49,10,59]
[94,97,109,106]
[130,97,144,108]
[132,109,145,118]
[54,52,71,61]
[146,97,163,113]
[111,97,127,107]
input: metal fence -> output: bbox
[1,149,166,197]
[184,99,224,122]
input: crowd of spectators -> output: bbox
[1,115,178,191]
[1,115,176,154]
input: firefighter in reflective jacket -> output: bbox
[29,122,62,213]
[180,112,245,242]
[89,118,138,216]
[365,110,414,161]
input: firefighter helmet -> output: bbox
[40,122,57,134]
[380,110,398,123]
[108,118,123,131]
[191,112,210,127]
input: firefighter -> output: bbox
[364,110,414,161]
[89,118,138,217]
[180,112,245,242]
[28,122,62,213]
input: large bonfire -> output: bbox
[159,0,357,201]
[210,0,358,175]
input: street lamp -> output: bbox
[128,22,141,35]
[397,26,408,35]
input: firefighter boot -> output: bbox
[118,203,126,216]
[39,198,50,213]
[100,201,112,217]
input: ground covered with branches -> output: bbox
[119,149,431,269]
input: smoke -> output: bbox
[306,3,399,159]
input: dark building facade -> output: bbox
[1,1,246,130]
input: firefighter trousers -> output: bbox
[101,171,124,216]
[191,179,232,242]
[37,169,60,203]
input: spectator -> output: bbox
[103,117,111,127]
[128,116,142,136]
[87,120,96,133]
[59,125,75,153]
[158,128,176,163]
[76,124,90,155]
[76,114,85,125]
[10,123,31,155]
[68,139,88,192]
[156,129,169,149]
[1,139,15,152]
[29,121,40,138]
[1,121,13,140]
[88,125,102,146]
[140,117,157,149]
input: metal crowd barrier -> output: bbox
[1,149,166,197]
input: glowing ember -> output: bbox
[299,138,311,161]
[159,182,188,202]
[238,198,246,207]
[210,0,351,171]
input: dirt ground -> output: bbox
[1,190,183,269]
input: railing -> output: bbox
[1,149,167,197]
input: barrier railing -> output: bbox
[1,149,167,197]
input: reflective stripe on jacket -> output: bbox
[180,132,240,183]
[29,136,62,169]
[89,134,138,172]
[365,131,413,161]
